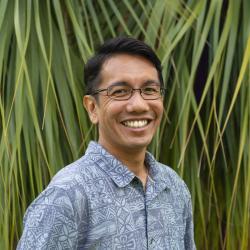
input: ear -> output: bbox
[83,95,99,124]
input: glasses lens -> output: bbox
[108,85,131,100]
[141,85,162,99]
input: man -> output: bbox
[17,37,196,249]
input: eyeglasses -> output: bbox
[91,84,165,101]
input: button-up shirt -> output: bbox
[17,141,196,249]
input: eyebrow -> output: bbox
[109,79,160,88]
[144,80,161,85]
[109,81,129,87]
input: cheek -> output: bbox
[103,100,125,116]
[96,99,113,119]
[98,101,122,126]
[159,104,164,118]
[153,101,164,118]
[102,97,113,107]
[101,98,121,114]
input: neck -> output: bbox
[98,140,149,187]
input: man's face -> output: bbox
[84,54,164,154]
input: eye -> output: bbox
[109,86,131,97]
[143,85,160,95]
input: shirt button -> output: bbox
[150,238,155,245]
[132,178,140,186]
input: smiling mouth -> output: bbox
[122,120,150,128]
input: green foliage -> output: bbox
[0,0,249,249]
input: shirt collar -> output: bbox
[85,141,171,190]
[145,151,172,189]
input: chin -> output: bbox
[122,138,152,150]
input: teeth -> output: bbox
[123,120,148,128]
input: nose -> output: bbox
[126,90,150,113]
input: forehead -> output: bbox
[99,54,159,87]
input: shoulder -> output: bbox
[48,154,104,190]
[24,155,104,220]
[20,153,101,223]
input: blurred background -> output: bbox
[0,0,249,249]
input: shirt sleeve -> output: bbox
[17,186,79,250]
[184,194,196,250]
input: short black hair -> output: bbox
[84,37,163,95]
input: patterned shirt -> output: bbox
[17,141,196,249]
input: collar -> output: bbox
[85,141,172,190]
[145,151,172,189]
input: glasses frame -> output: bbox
[91,85,166,101]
